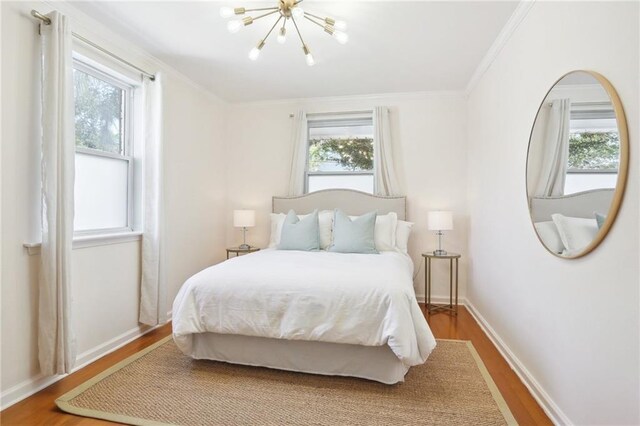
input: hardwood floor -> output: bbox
[1,306,551,425]
[424,306,551,425]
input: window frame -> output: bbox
[72,58,136,236]
[304,115,375,194]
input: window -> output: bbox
[306,116,374,193]
[565,108,619,194]
[73,59,135,234]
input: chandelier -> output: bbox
[220,0,348,66]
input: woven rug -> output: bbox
[57,337,517,425]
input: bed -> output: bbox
[530,188,614,222]
[530,188,613,254]
[172,189,436,384]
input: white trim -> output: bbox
[229,90,466,108]
[465,300,572,425]
[23,231,143,255]
[465,0,536,95]
[0,315,171,410]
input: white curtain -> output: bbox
[38,11,76,376]
[373,106,401,196]
[535,98,571,197]
[139,74,167,326]
[287,110,308,196]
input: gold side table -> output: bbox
[422,252,461,315]
[226,247,260,259]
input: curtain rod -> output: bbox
[289,109,374,118]
[31,10,156,81]
[545,100,611,107]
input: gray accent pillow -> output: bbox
[594,212,606,229]
[329,209,378,254]
[278,209,320,251]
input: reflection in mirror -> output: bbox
[526,71,628,258]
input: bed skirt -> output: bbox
[186,332,409,385]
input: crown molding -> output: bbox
[41,0,227,106]
[228,90,467,108]
[465,0,536,96]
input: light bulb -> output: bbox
[248,47,261,61]
[277,27,287,44]
[219,7,234,18]
[333,30,348,45]
[305,52,315,66]
[227,20,242,33]
[333,20,347,31]
[291,6,304,19]
[248,40,265,61]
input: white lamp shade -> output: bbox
[233,210,255,228]
[427,211,453,231]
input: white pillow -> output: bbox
[395,220,414,254]
[551,214,598,256]
[268,213,286,248]
[269,210,333,249]
[533,221,565,254]
[349,212,398,252]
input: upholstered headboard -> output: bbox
[530,188,614,222]
[273,189,407,220]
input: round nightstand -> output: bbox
[422,252,461,315]
[226,247,260,259]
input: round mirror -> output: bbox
[526,71,629,258]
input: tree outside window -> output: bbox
[568,131,619,171]
[308,137,373,172]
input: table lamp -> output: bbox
[427,211,453,256]
[233,210,255,249]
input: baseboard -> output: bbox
[74,325,153,369]
[465,300,572,425]
[1,312,172,411]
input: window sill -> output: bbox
[23,231,143,256]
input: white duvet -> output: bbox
[172,249,436,367]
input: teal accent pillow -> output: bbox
[329,209,378,254]
[595,212,606,230]
[278,209,320,251]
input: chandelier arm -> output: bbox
[290,15,307,46]
[303,15,327,31]
[243,7,279,13]
[251,9,280,22]
[304,11,327,22]
[262,15,284,42]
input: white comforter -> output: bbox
[172,249,436,366]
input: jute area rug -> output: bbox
[57,337,517,425]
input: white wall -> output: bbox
[466,1,639,424]
[0,0,228,407]
[225,93,468,301]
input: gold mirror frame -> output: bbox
[526,70,629,259]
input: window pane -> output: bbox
[74,153,128,231]
[568,130,619,171]
[308,123,373,172]
[308,174,374,193]
[568,115,619,171]
[73,69,124,154]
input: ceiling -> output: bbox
[70,1,519,102]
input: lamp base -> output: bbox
[239,243,250,250]
[433,249,448,256]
